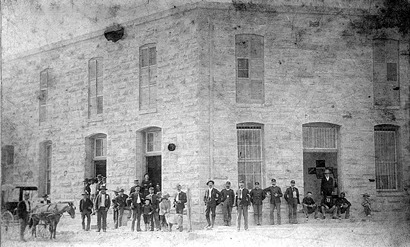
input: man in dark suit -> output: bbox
[321,169,337,197]
[94,186,111,232]
[284,180,300,224]
[129,179,140,195]
[128,185,143,231]
[79,192,94,231]
[113,189,128,228]
[17,192,31,241]
[336,192,351,219]
[234,180,250,231]
[250,182,265,225]
[146,187,160,231]
[174,183,187,232]
[263,178,283,225]
[220,181,235,226]
[203,180,220,229]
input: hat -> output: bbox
[226,181,231,185]
[134,179,139,182]
[24,192,30,196]
[255,182,260,185]
[363,193,370,197]
[97,174,102,178]
[340,192,346,196]
[100,186,107,190]
[119,189,124,193]
[239,180,245,184]
[306,191,312,194]
[43,194,48,198]
[144,198,151,203]
[206,180,215,185]
[83,178,89,182]
[324,170,331,174]
[162,193,170,198]
[82,191,89,195]
[290,180,295,184]
[271,178,276,182]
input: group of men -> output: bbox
[202,169,352,231]
[79,174,188,233]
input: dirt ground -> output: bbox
[1,213,410,247]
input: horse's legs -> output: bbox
[49,221,54,240]
[53,218,60,239]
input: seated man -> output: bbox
[320,195,337,219]
[302,191,318,219]
[336,192,351,219]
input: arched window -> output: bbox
[374,124,399,191]
[237,123,263,189]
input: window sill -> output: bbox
[373,106,401,110]
[236,103,265,108]
[88,115,104,123]
[139,108,157,115]
[376,191,407,197]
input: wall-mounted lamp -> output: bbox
[168,143,176,151]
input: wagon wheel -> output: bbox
[1,211,14,232]
[36,223,50,238]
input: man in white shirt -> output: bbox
[94,186,111,232]
[203,180,220,229]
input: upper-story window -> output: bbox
[139,44,157,110]
[88,58,104,117]
[373,39,400,107]
[39,69,49,123]
[235,34,264,104]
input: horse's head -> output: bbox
[66,202,76,219]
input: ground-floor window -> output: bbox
[374,125,399,191]
[237,123,263,189]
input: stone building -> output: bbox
[2,0,409,223]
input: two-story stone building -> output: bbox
[2,0,409,223]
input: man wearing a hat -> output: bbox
[321,169,337,197]
[79,191,94,231]
[263,178,283,225]
[361,193,371,217]
[335,192,351,219]
[17,192,31,241]
[220,181,235,226]
[284,180,300,224]
[129,185,144,231]
[96,174,103,192]
[83,178,91,195]
[94,186,111,232]
[203,180,221,229]
[113,189,128,228]
[234,180,251,231]
[250,182,265,225]
[174,184,187,232]
[129,179,140,195]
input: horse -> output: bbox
[29,202,76,239]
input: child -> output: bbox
[361,193,371,217]
[142,198,153,231]
[159,193,171,231]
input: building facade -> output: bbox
[2,1,409,222]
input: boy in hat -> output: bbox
[174,184,187,232]
[234,180,251,231]
[142,198,153,231]
[284,180,300,224]
[79,192,93,231]
[336,192,351,219]
[263,178,283,225]
[302,191,318,220]
[159,193,171,230]
[361,193,372,217]
[113,188,128,228]
[94,186,111,232]
[203,180,221,229]
[250,182,265,225]
[220,181,235,226]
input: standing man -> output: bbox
[321,169,337,197]
[95,174,103,193]
[112,189,119,229]
[129,185,143,231]
[17,192,31,242]
[79,192,93,231]
[146,187,161,231]
[234,180,250,231]
[220,181,235,226]
[94,186,111,232]
[250,182,265,225]
[174,183,187,232]
[113,189,128,228]
[284,180,300,224]
[83,178,91,195]
[203,180,220,229]
[263,178,283,225]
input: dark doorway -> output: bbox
[95,160,107,178]
[303,152,337,203]
[146,156,161,190]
